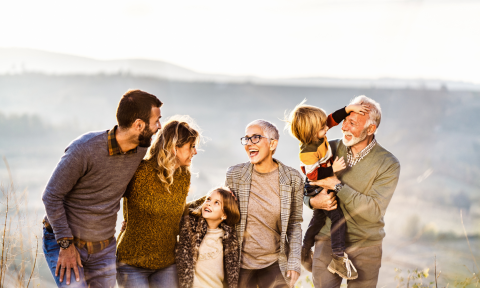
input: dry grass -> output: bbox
[0,157,38,288]
[294,209,479,288]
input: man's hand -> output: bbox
[287,270,300,287]
[331,157,346,173]
[120,220,127,232]
[310,175,341,191]
[55,244,82,284]
[310,188,337,210]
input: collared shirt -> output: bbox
[107,125,138,156]
[346,136,377,167]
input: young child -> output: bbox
[175,187,241,288]
[286,100,368,280]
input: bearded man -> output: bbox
[304,95,400,288]
[42,89,162,288]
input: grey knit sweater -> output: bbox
[42,130,147,242]
[304,139,400,248]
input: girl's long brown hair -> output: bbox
[192,187,240,227]
[145,115,200,192]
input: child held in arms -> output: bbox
[286,99,368,280]
[176,187,241,288]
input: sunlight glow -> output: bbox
[1,0,479,82]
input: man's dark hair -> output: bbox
[116,90,163,128]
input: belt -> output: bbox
[43,218,54,233]
[42,219,114,254]
[73,236,115,254]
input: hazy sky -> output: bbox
[1,0,479,83]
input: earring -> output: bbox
[221,216,225,220]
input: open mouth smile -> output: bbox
[204,207,212,213]
[249,149,259,157]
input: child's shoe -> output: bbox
[327,252,358,280]
[301,247,313,272]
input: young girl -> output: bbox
[286,99,368,280]
[175,187,241,288]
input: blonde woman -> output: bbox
[116,116,201,288]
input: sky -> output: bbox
[1,0,479,83]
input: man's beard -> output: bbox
[138,123,155,147]
[342,127,368,147]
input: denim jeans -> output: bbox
[303,192,346,256]
[42,227,117,288]
[116,261,179,288]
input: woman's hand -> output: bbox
[287,270,300,287]
[331,156,346,173]
[346,104,369,115]
[120,221,126,232]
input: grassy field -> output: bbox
[1,73,479,286]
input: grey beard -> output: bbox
[342,128,368,147]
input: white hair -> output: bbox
[246,119,280,141]
[349,95,382,129]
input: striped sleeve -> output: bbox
[327,106,348,128]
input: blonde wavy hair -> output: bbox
[145,115,201,191]
[285,99,327,144]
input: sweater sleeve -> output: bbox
[186,196,206,210]
[123,167,141,199]
[304,194,313,210]
[326,107,348,129]
[41,143,88,241]
[317,166,334,180]
[122,165,146,224]
[337,161,400,223]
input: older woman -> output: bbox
[116,116,201,288]
[225,119,304,288]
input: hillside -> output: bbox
[2,48,480,91]
[0,73,479,286]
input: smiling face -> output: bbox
[202,191,226,221]
[244,125,276,165]
[175,141,197,167]
[341,111,370,147]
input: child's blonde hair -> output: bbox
[285,99,327,144]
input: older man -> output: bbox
[304,95,400,288]
[225,119,304,288]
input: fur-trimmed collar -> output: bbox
[175,214,239,288]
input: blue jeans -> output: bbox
[116,261,179,288]
[42,227,117,288]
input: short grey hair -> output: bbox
[349,95,382,129]
[246,119,280,141]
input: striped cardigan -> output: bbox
[225,159,304,284]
